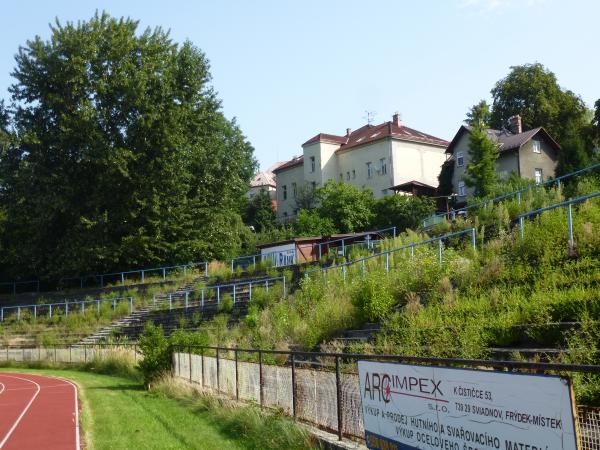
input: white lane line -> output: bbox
[30,374,81,450]
[0,375,41,449]
[0,382,5,395]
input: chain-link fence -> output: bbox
[173,346,600,449]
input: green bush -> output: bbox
[351,272,396,322]
[138,322,171,386]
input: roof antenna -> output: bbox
[363,110,376,125]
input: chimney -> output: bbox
[508,115,522,134]
[392,112,401,127]
[346,128,352,136]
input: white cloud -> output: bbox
[459,0,546,12]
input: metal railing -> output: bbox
[424,161,600,227]
[0,296,134,322]
[156,276,287,311]
[229,227,397,272]
[0,261,208,296]
[518,191,600,242]
[304,227,476,282]
[172,344,600,446]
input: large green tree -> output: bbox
[0,13,255,278]
[316,180,374,233]
[490,63,589,145]
[463,126,499,197]
[371,195,435,231]
[243,189,276,233]
[465,100,491,128]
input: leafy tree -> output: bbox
[294,209,336,236]
[465,100,491,127]
[0,13,255,278]
[592,99,600,148]
[490,63,588,145]
[556,121,591,176]
[371,195,435,231]
[316,180,375,233]
[138,322,171,387]
[243,188,276,233]
[463,126,499,197]
[437,160,454,197]
[294,183,317,210]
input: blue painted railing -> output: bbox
[305,228,476,282]
[157,276,286,310]
[424,162,600,227]
[0,261,208,296]
[518,191,600,242]
[0,296,134,322]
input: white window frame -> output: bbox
[533,140,541,154]
[458,181,466,197]
[292,182,297,198]
[366,162,373,179]
[457,152,464,167]
[310,156,316,172]
[380,158,387,175]
[282,185,287,200]
[534,168,543,184]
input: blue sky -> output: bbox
[1,0,598,170]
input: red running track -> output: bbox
[0,373,79,450]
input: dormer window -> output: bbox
[532,140,541,154]
[457,152,464,167]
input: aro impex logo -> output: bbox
[363,371,444,404]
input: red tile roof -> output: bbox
[272,156,304,173]
[302,121,448,151]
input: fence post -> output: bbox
[230,259,234,273]
[341,239,345,256]
[258,350,263,409]
[81,302,84,315]
[112,298,116,311]
[233,284,236,306]
[201,289,205,309]
[97,300,100,316]
[70,345,72,364]
[0,308,3,322]
[141,270,145,283]
[291,352,297,419]
[121,272,125,285]
[65,302,69,317]
[201,348,205,388]
[185,292,189,309]
[342,265,346,283]
[235,348,239,401]
[568,203,574,247]
[49,304,52,319]
[162,268,166,280]
[265,280,269,292]
[471,228,476,252]
[249,282,252,302]
[253,255,256,272]
[84,345,87,363]
[411,245,415,258]
[517,191,521,206]
[217,286,220,305]
[519,216,524,240]
[216,347,220,393]
[189,345,192,383]
[282,277,286,298]
[392,226,397,239]
[361,259,365,278]
[169,294,172,311]
[438,239,443,265]
[34,305,37,320]
[204,263,208,278]
[129,297,133,314]
[335,355,343,441]
[17,306,21,321]
[385,253,389,273]
[318,243,322,260]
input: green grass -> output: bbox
[0,366,316,449]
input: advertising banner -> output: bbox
[358,361,578,450]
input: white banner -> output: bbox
[358,361,578,450]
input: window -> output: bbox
[310,156,316,172]
[533,140,541,154]
[311,181,316,189]
[292,182,297,198]
[352,169,356,179]
[366,162,373,179]
[457,152,464,167]
[339,173,343,180]
[346,171,350,180]
[380,158,387,175]
[458,181,466,197]
[534,168,543,184]
[282,185,287,200]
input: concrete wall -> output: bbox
[391,140,446,190]
[518,136,558,182]
[275,164,305,219]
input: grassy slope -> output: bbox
[0,368,247,450]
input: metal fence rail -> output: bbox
[0,296,134,322]
[172,344,600,448]
[230,227,397,272]
[424,161,600,227]
[518,191,600,243]
[304,227,476,282]
[157,276,286,311]
[0,261,208,296]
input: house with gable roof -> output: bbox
[445,115,561,203]
[273,113,449,219]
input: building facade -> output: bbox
[273,114,449,219]
[445,116,560,203]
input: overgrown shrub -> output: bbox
[138,322,171,386]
